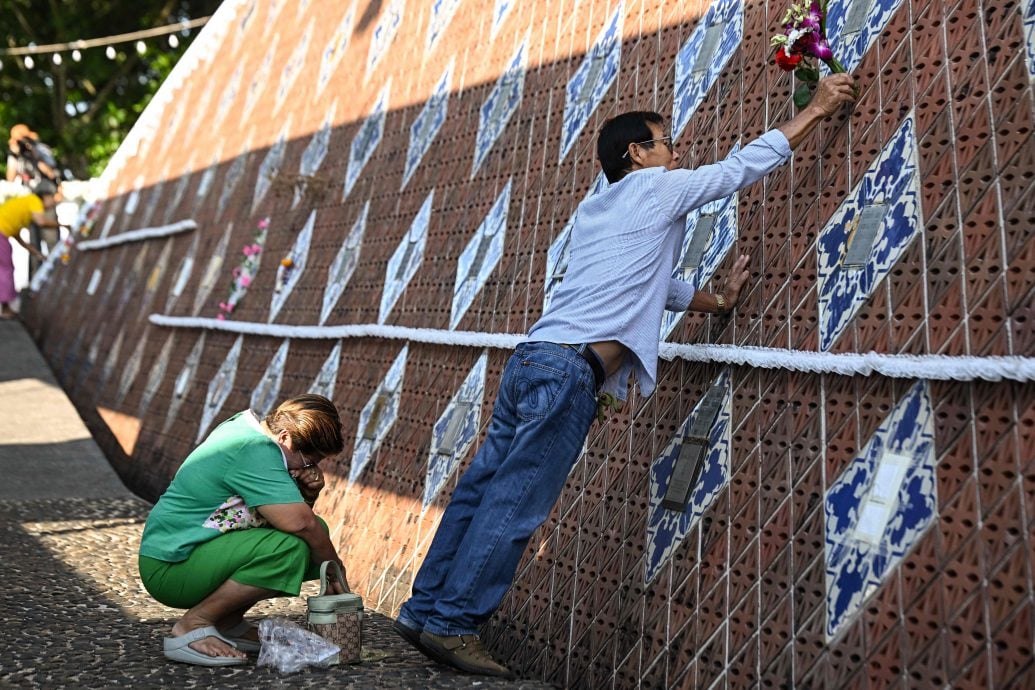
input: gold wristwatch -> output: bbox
[715,293,728,313]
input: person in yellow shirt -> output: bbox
[0,181,58,318]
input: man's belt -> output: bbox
[564,343,606,390]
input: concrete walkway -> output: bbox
[0,320,549,689]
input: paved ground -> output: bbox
[0,321,551,689]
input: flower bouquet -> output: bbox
[217,217,268,320]
[771,0,849,108]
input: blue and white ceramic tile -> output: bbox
[213,65,244,130]
[321,201,369,324]
[544,172,609,311]
[166,233,200,313]
[491,0,514,38]
[163,333,206,434]
[309,341,343,401]
[115,246,150,318]
[644,370,732,583]
[163,158,194,224]
[451,180,511,329]
[233,0,258,51]
[350,345,408,483]
[264,0,288,33]
[423,351,488,509]
[275,21,314,113]
[253,121,290,213]
[427,0,462,51]
[343,84,390,200]
[824,381,936,639]
[243,35,278,123]
[217,140,252,221]
[403,62,453,189]
[1024,0,1035,80]
[660,152,739,340]
[472,39,527,176]
[99,215,115,240]
[317,5,356,96]
[294,103,336,208]
[116,329,148,406]
[251,339,290,416]
[366,0,405,78]
[672,0,743,141]
[124,177,141,216]
[139,333,174,417]
[825,0,906,73]
[270,210,316,322]
[138,240,173,319]
[139,175,165,229]
[196,336,245,444]
[192,222,233,316]
[86,269,102,296]
[560,3,622,162]
[380,191,434,323]
[817,114,921,351]
[193,146,223,213]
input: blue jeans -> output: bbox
[399,341,599,636]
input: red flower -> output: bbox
[774,47,802,71]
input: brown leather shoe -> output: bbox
[418,631,516,679]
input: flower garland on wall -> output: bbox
[217,216,268,320]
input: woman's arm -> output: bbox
[257,502,349,593]
[11,232,44,261]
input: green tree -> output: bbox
[0,0,222,179]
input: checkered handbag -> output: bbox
[306,561,364,665]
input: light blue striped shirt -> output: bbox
[528,130,792,400]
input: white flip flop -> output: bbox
[163,626,247,666]
[219,620,261,653]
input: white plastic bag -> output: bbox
[256,617,341,673]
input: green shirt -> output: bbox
[139,411,304,562]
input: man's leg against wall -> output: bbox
[423,345,598,636]
[398,354,522,629]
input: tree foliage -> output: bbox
[0,0,222,179]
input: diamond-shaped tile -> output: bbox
[243,35,278,122]
[212,65,244,130]
[193,146,222,213]
[217,139,251,220]
[99,327,126,398]
[380,191,433,323]
[252,120,291,213]
[274,20,313,113]
[645,370,733,582]
[309,341,342,400]
[824,381,937,638]
[560,3,622,162]
[402,62,453,189]
[139,240,173,318]
[472,39,527,176]
[544,172,609,311]
[139,332,174,417]
[317,8,355,96]
[366,0,405,78]
[672,0,744,141]
[343,84,390,199]
[163,157,195,224]
[196,335,244,444]
[826,0,906,73]
[491,0,514,38]
[423,351,488,508]
[350,345,408,483]
[124,177,142,216]
[293,103,336,208]
[166,233,200,313]
[321,201,369,324]
[661,164,739,340]
[270,210,316,322]
[817,114,921,351]
[427,0,462,51]
[451,180,511,329]
[251,339,290,416]
[164,333,206,434]
[116,328,148,406]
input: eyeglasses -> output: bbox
[622,136,674,159]
[298,452,322,471]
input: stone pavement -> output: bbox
[0,321,551,689]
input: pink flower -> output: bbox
[239,275,252,287]
[250,243,262,254]
[232,267,242,277]
[219,302,229,310]
[258,218,270,230]
[216,313,225,320]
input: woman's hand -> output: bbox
[721,254,751,309]
[291,465,325,503]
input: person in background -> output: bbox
[393,73,858,679]
[0,181,58,318]
[6,124,59,185]
[138,394,350,667]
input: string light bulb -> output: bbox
[135,40,147,55]
[168,34,179,48]
[52,53,62,65]
[72,49,82,62]
[23,55,34,69]
[106,46,116,59]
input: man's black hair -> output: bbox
[32,180,57,198]
[597,111,665,183]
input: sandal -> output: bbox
[163,625,247,666]
[219,620,261,653]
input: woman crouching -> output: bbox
[138,394,349,666]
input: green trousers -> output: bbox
[138,524,325,610]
